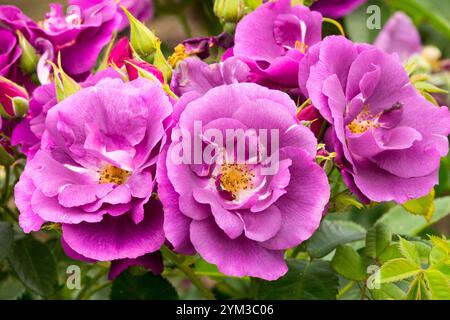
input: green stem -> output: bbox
[76,269,106,300]
[1,165,11,204]
[317,121,328,142]
[161,246,215,300]
[336,281,355,299]
[83,281,112,299]
[359,281,367,300]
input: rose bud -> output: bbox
[0,76,29,118]
[108,37,133,68]
[124,58,164,83]
[296,104,324,137]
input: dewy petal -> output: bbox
[190,217,288,281]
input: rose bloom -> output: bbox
[11,68,121,159]
[15,77,172,276]
[70,0,153,31]
[299,36,450,203]
[157,83,330,280]
[0,27,21,78]
[0,2,119,80]
[170,57,251,97]
[232,0,322,89]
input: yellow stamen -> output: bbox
[218,164,255,199]
[347,107,382,134]
[168,44,189,68]
[295,40,308,54]
[99,165,130,185]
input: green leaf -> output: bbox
[365,223,391,259]
[8,238,58,297]
[370,283,406,300]
[0,275,26,300]
[406,276,432,300]
[424,270,450,300]
[414,81,448,94]
[402,189,435,221]
[378,244,403,264]
[330,191,364,212]
[306,220,366,258]
[377,196,450,236]
[398,238,421,267]
[195,259,224,277]
[331,245,367,281]
[379,258,422,284]
[254,260,338,300]
[110,271,178,300]
[0,221,14,262]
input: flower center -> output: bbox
[168,44,189,68]
[216,163,255,199]
[347,107,382,134]
[99,165,130,185]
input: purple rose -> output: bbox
[70,0,153,31]
[157,83,330,280]
[14,77,172,264]
[1,2,119,80]
[374,12,422,61]
[311,0,367,18]
[170,57,251,96]
[0,27,21,78]
[233,0,322,88]
[299,36,450,203]
[11,68,122,159]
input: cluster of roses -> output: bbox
[1,0,449,281]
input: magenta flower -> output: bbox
[311,0,367,18]
[11,68,122,159]
[0,27,21,78]
[70,0,153,31]
[157,83,330,280]
[299,36,450,203]
[170,57,251,96]
[14,77,172,264]
[233,0,322,88]
[374,12,422,61]
[0,2,119,80]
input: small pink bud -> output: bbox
[124,59,164,83]
[0,77,29,117]
[108,37,133,68]
[296,104,324,137]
